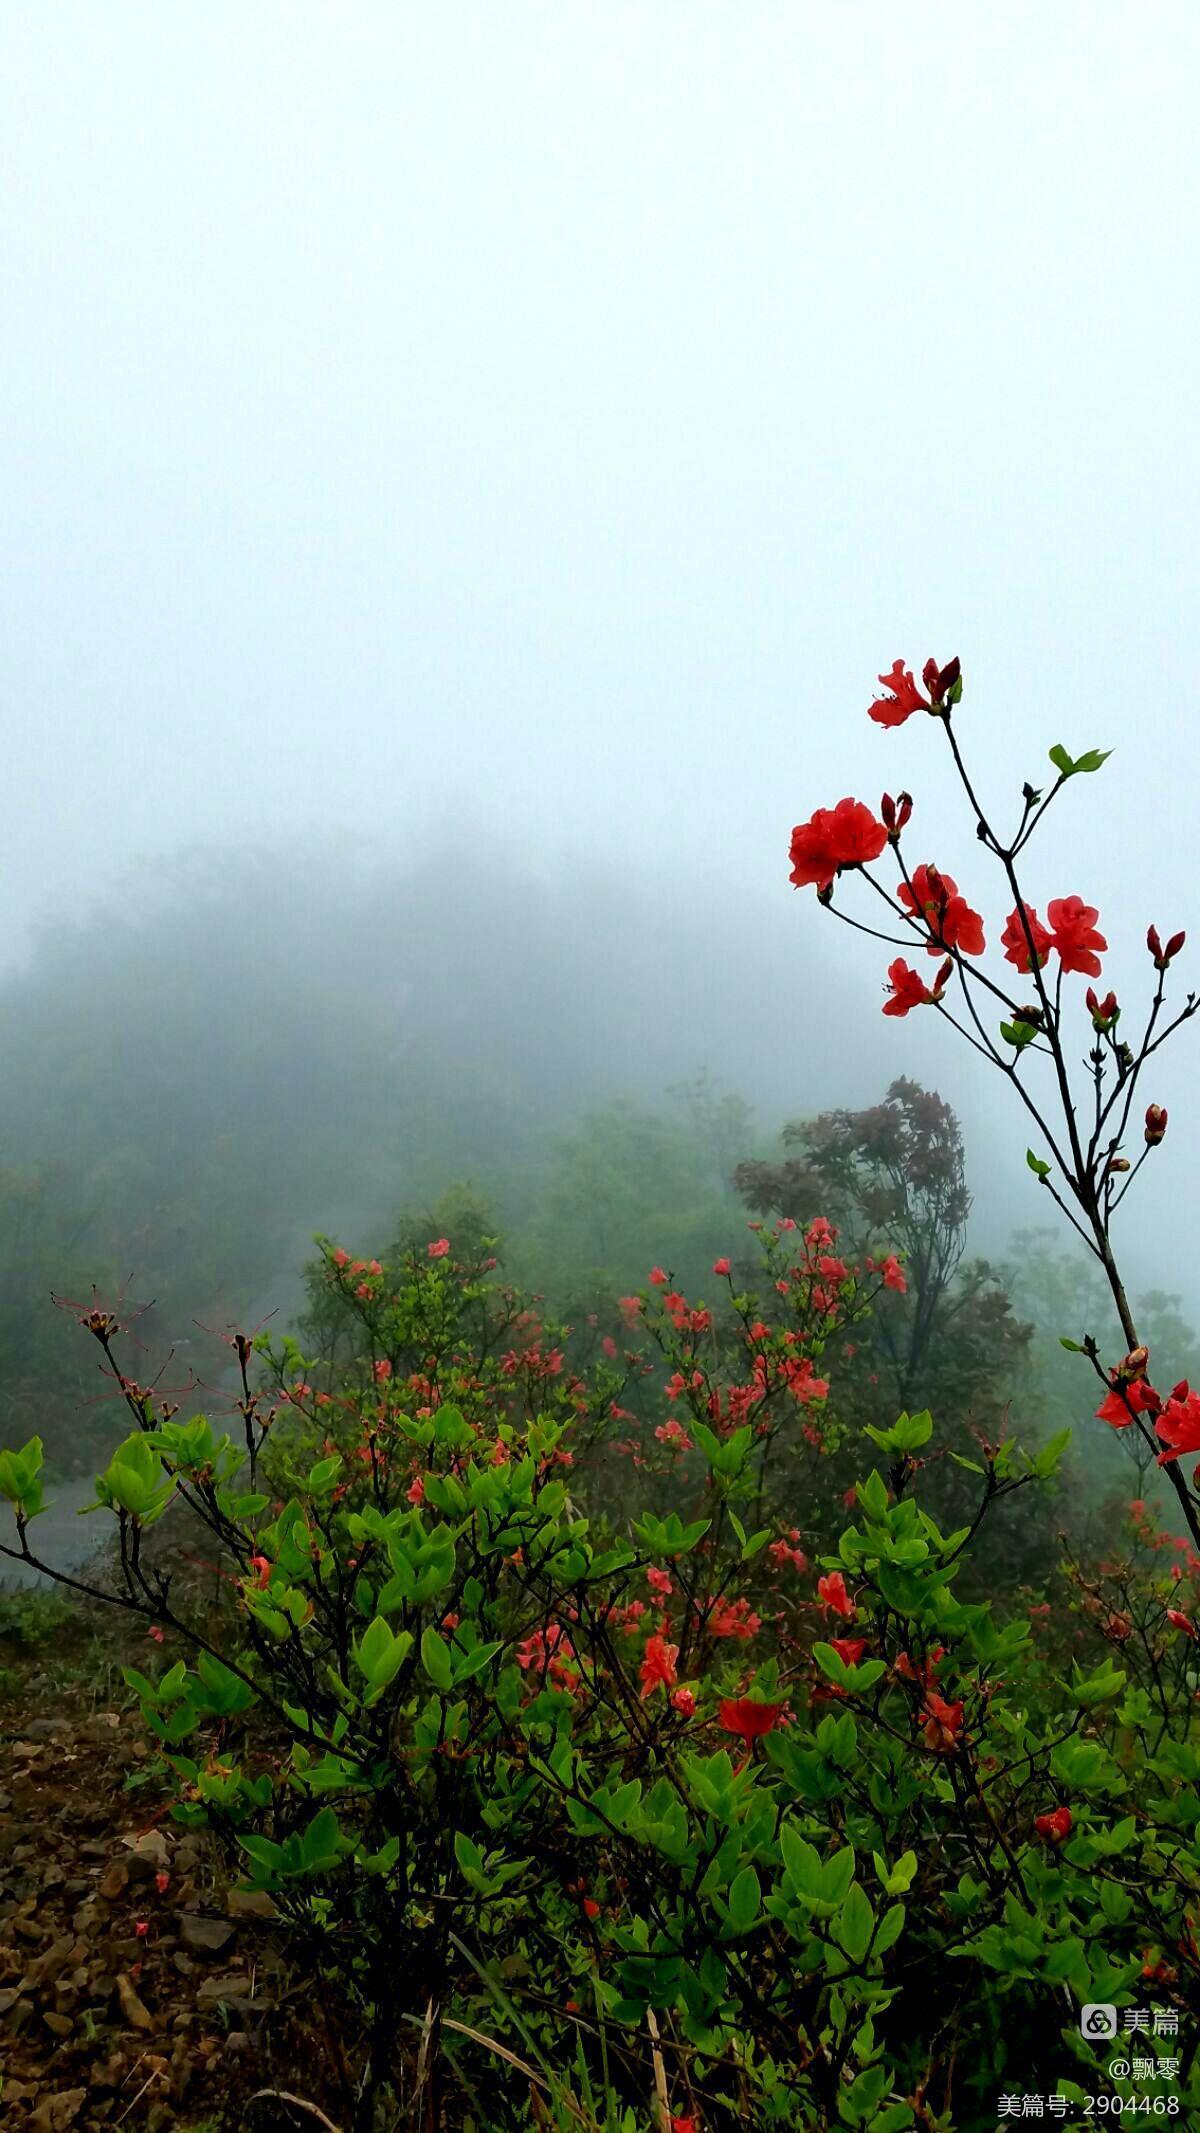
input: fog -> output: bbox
[3,4,1199,1359]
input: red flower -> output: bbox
[582,1896,601,1920]
[671,1685,697,1717]
[1001,903,1053,973]
[1156,1385,1200,1462]
[898,865,985,957]
[1034,1806,1073,1843]
[670,2117,698,2133]
[1047,896,1107,978]
[868,661,930,727]
[712,1257,731,1276]
[827,1637,868,1665]
[883,958,941,1017]
[920,1690,965,1754]
[427,1238,451,1259]
[1086,987,1119,1027]
[1095,1375,1161,1429]
[877,1253,906,1293]
[817,1570,855,1619]
[717,1696,784,1743]
[1166,1608,1197,1639]
[640,1634,679,1698]
[789,798,888,891]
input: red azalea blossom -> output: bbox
[898,865,986,957]
[717,1696,784,1743]
[671,1685,697,1717]
[789,797,888,891]
[920,1691,965,1754]
[670,2117,698,2133]
[1156,1385,1200,1462]
[640,1634,679,1698]
[877,1253,906,1293]
[1095,1376,1161,1429]
[817,1570,855,1619]
[1000,903,1053,973]
[883,958,940,1017]
[712,1256,731,1276]
[1034,1806,1073,1843]
[1166,1608,1197,1639]
[868,660,929,727]
[1047,896,1107,978]
[426,1238,451,1259]
[827,1637,868,1665]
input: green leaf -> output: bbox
[836,1881,875,1964]
[421,1627,454,1693]
[305,1455,342,1492]
[1026,1149,1051,1179]
[726,1864,761,1931]
[1048,742,1110,781]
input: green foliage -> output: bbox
[3,1233,1197,2130]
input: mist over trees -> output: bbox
[4,840,1190,1544]
[0,838,867,1467]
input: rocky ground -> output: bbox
[0,1621,345,2133]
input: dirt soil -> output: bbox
[0,1667,347,2133]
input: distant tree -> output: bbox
[735,1077,1029,1420]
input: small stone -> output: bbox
[225,1885,276,1920]
[42,2010,73,2038]
[30,2091,88,2133]
[179,1915,235,1954]
[97,1862,129,1902]
[114,1972,154,2032]
[119,1829,170,1875]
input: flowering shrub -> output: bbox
[1,661,1199,2130]
[790,658,1200,1552]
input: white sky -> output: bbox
[3,3,1199,1264]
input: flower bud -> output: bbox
[1119,1346,1150,1381]
[1107,1156,1132,1174]
[923,656,962,706]
[1145,1104,1168,1146]
[1086,987,1118,1027]
[880,790,913,842]
[1148,925,1185,970]
[933,957,953,996]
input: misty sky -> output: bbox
[4,4,1200,1266]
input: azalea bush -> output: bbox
[790,657,1200,1549]
[0,658,1198,2130]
